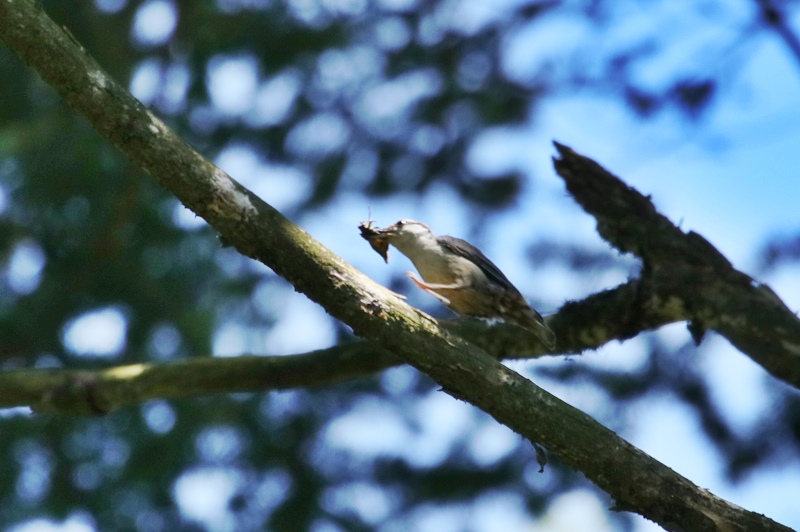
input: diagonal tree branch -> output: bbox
[0,2,791,530]
[553,142,800,389]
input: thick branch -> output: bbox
[553,142,800,389]
[0,2,790,530]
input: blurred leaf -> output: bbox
[459,173,522,209]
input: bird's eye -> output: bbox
[397,220,405,226]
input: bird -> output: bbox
[361,219,556,350]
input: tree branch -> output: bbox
[0,278,689,414]
[0,2,791,530]
[0,344,399,415]
[553,142,800,389]
[757,0,800,71]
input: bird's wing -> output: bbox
[437,235,517,292]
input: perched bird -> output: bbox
[362,219,556,349]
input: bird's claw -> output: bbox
[405,272,452,305]
[406,272,426,289]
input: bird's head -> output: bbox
[374,220,433,242]
[361,219,438,260]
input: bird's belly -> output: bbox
[414,262,459,285]
[432,287,497,317]
[414,255,480,286]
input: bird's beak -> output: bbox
[362,223,400,240]
[358,220,393,262]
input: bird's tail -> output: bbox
[512,308,557,350]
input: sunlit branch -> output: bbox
[0,344,398,415]
[0,279,688,415]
